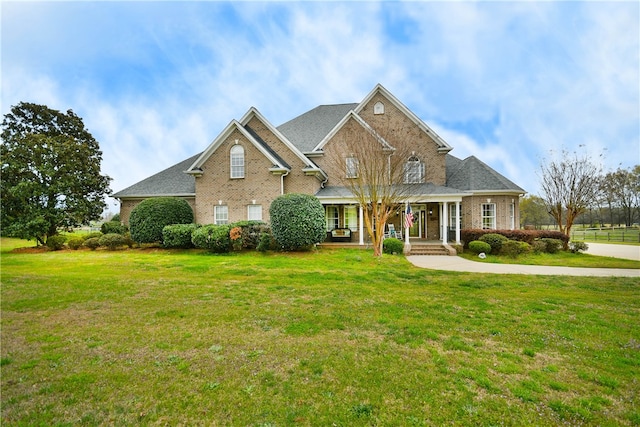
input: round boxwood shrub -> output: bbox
[540,238,563,254]
[500,240,531,258]
[468,240,491,255]
[191,224,231,253]
[46,235,67,251]
[84,237,101,250]
[479,233,509,254]
[99,233,127,251]
[68,237,85,250]
[383,238,404,255]
[129,197,194,244]
[163,223,199,249]
[269,193,326,251]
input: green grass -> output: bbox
[2,238,640,425]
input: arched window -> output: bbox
[404,155,425,184]
[230,145,244,178]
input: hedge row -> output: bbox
[162,221,275,253]
[461,229,569,248]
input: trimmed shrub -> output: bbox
[129,197,194,244]
[540,238,563,254]
[68,237,85,250]
[479,233,509,254]
[461,229,569,248]
[531,240,547,254]
[46,235,67,251]
[163,224,199,249]
[84,237,101,250]
[501,240,531,258]
[84,232,103,240]
[112,213,121,222]
[231,221,269,250]
[192,224,231,253]
[99,233,127,250]
[269,194,326,251]
[383,238,404,255]
[101,221,128,235]
[468,240,491,255]
[569,241,589,253]
[257,231,277,252]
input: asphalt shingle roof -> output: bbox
[446,154,525,193]
[112,153,200,198]
[277,103,359,153]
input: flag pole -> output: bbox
[404,202,411,254]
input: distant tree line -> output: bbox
[523,161,639,230]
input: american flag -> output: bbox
[404,203,414,229]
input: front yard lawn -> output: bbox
[459,250,640,269]
[1,240,639,425]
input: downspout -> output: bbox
[280,170,290,195]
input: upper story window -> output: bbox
[404,155,425,184]
[346,156,359,178]
[230,145,245,178]
[374,101,385,115]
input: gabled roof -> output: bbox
[112,153,200,198]
[312,110,395,152]
[355,84,453,153]
[277,103,358,153]
[186,114,290,174]
[446,154,525,193]
[240,107,325,177]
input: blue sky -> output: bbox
[2,1,639,213]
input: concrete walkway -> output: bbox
[407,243,640,277]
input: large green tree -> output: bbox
[1,102,112,244]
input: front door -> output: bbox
[408,205,424,237]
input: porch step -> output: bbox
[408,244,452,256]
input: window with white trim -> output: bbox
[230,145,245,178]
[214,205,229,225]
[509,202,515,230]
[326,206,339,231]
[247,204,262,221]
[482,203,496,230]
[346,156,359,178]
[344,206,358,231]
[449,203,462,229]
[404,156,425,184]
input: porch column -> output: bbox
[358,205,364,245]
[455,201,461,245]
[442,202,448,244]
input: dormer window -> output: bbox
[346,156,359,178]
[230,145,245,178]
[374,101,385,115]
[404,155,424,184]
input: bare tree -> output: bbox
[323,115,416,256]
[538,149,602,245]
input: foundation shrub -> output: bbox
[99,233,127,251]
[383,238,404,255]
[129,197,194,244]
[270,194,325,251]
[468,240,491,255]
[479,233,509,254]
[531,240,547,254]
[192,224,231,253]
[501,240,532,258]
[461,229,569,248]
[231,221,269,250]
[162,224,199,249]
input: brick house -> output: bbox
[113,84,525,245]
